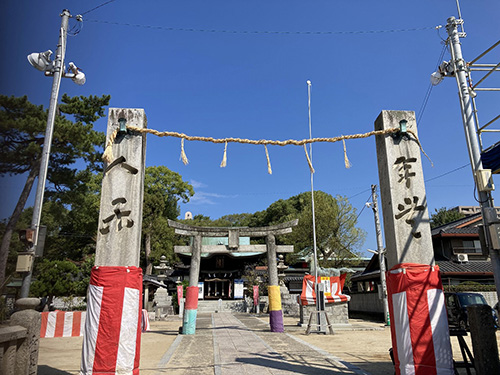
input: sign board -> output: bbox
[234,279,244,299]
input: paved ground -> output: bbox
[37,312,499,375]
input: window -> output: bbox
[453,240,482,254]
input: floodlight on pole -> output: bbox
[20,9,84,298]
[27,50,53,72]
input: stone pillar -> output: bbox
[375,110,434,267]
[9,298,41,375]
[375,111,453,375]
[95,108,147,267]
[81,108,146,374]
[266,234,284,332]
[468,305,500,374]
[183,234,201,334]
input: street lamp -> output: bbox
[19,9,85,298]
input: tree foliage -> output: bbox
[0,94,109,286]
[142,166,194,272]
[183,191,366,268]
[430,207,466,228]
[30,259,80,301]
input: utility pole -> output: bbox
[445,16,500,302]
[20,10,71,298]
[369,184,390,326]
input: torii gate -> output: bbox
[167,218,299,334]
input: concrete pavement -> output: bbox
[156,313,369,375]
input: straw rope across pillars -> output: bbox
[102,126,431,172]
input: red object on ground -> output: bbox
[387,263,454,375]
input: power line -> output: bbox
[417,43,448,123]
[85,19,436,36]
[80,0,117,16]
[424,163,469,182]
[356,192,373,220]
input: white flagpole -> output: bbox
[306,80,320,323]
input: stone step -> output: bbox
[196,299,247,313]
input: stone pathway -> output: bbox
[157,313,369,375]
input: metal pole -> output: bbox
[445,16,500,303]
[306,80,321,329]
[20,10,70,298]
[370,185,390,326]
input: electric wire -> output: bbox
[80,0,117,16]
[348,188,371,200]
[417,43,448,123]
[356,193,373,220]
[85,19,436,36]
[424,163,469,182]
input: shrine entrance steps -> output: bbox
[197,300,247,313]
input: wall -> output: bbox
[349,292,384,314]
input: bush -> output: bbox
[444,284,497,292]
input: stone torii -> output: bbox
[168,219,299,334]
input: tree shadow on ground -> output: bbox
[235,352,362,374]
[38,365,75,375]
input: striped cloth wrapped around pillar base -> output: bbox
[387,263,454,375]
[182,286,199,335]
[80,266,143,375]
[268,285,284,332]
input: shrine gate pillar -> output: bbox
[375,110,453,375]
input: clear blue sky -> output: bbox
[1,0,499,257]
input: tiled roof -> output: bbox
[431,213,482,236]
[436,260,493,274]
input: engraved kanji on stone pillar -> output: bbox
[375,110,434,268]
[95,108,147,267]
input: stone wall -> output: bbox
[299,302,349,325]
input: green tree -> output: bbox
[252,191,365,267]
[0,94,109,286]
[430,207,466,228]
[30,259,80,305]
[142,166,194,274]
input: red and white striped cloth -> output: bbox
[80,266,143,375]
[141,309,150,332]
[387,263,454,375]
[40,311,86,338]
[299,274,351,306]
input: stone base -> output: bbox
[281,293,300,317]
[155,305,175,320]
[299,302,349,325]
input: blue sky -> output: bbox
[1,1,499,257]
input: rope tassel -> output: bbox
[264,145,272,175]
[303,144,315,174]
[180,138,189,165]
[343,138,352,169]
[220,142,228,168]
[102,128,119,164]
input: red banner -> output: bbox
[299,274,350,305]
[253,285,259,307]
[177,285,183,306]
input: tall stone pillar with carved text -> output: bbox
[81,108,147,375]
[375,110,454,375]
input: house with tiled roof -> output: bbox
[349,211,497,315]
[431,212,494,286]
